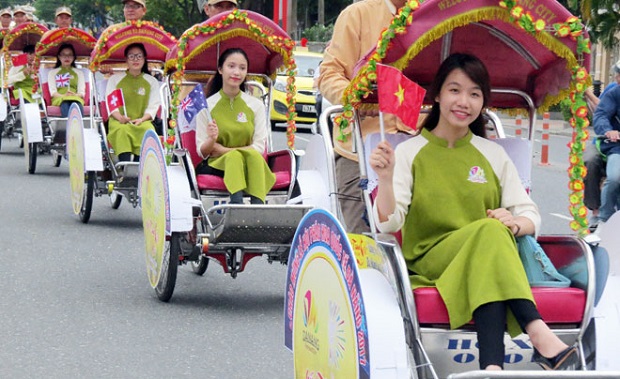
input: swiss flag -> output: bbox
[106,88,125,114]
[376,64,426,130]
[11,53,28,67]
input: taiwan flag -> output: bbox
[376,64,426,130]
[106,88,125,115]
[178,84,208,134]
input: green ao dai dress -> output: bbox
[105,72,160,156]
[195,90,275,202]
[373,128,541,337]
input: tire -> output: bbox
[53,151,62,167]
[28,143,38,174]
[109,191,122,209]
[79,171,95,224]
[155,232,180,302]
[19,134,24,148]
[191,255,209,276]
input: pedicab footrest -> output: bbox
[206,204,312,244]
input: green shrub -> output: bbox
[302,24,334,42]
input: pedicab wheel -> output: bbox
[19,134,24,148]
[109,191,122,209]
[191,254,209,276]
[28,143,38,174]
[155,232,180,302]
[52,150,62,167]
[79,171,95,223]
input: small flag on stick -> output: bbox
[376,64,426,131]
[106,88,126,116]
[178,84,209,134]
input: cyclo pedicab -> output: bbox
[0,22,47,162]
[25,27,97,172]
[284,0,620,378]
[67,21,176,223]
[138,10,312,301]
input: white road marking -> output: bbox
[550,213,573,221]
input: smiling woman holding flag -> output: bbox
[195,48,275,204]
[48,43,85,117]
[370,53,577,371]
[105,42,161,162]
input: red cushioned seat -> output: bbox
[412,236,587,326]
[182,129,292,192]
[414,286,585,325]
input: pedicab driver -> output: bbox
[195,48,275,205]
[0,8,11,31]
[202,0,237,19]
[54,6,72,28]
[370,53,578,371]
[12,6,28,26]
[105,43,160,162]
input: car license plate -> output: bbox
[302,104,316,113]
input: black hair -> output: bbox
[23,44,35,54]
[124,42,149,75]
[205,48,249,98]
[54,43,76,68]
[420,53,491,138]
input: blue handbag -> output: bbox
[516,235,571,287]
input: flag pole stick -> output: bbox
[379,111,386,142]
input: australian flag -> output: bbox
[179,84,208,134]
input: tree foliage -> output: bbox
[564,0,620,49]
[28,0,351,40]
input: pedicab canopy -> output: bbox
[340,0,592,236]
[31,28,97,93]
[89,21,177,68]
[166,9,298,148]
[2,22,49,85]
[35,28,97,58]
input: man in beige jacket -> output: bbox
[318,0,409,233]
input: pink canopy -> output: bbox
[354,0,590,110]
[165,10,293,76]
[1,22,49,52]
[36,27,96,58]
[90,22,177,66]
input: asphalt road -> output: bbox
[0,137,293,378]
[0,128,584,378]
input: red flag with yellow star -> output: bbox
[376,64,426,130]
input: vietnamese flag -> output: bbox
[11,53,28,67]
[376,64,426,130]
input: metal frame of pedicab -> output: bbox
[0,22,48,161]
[144,9,313,302]
[25,27,98,171]
[298,0,619,377]
[70,21,177,223]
